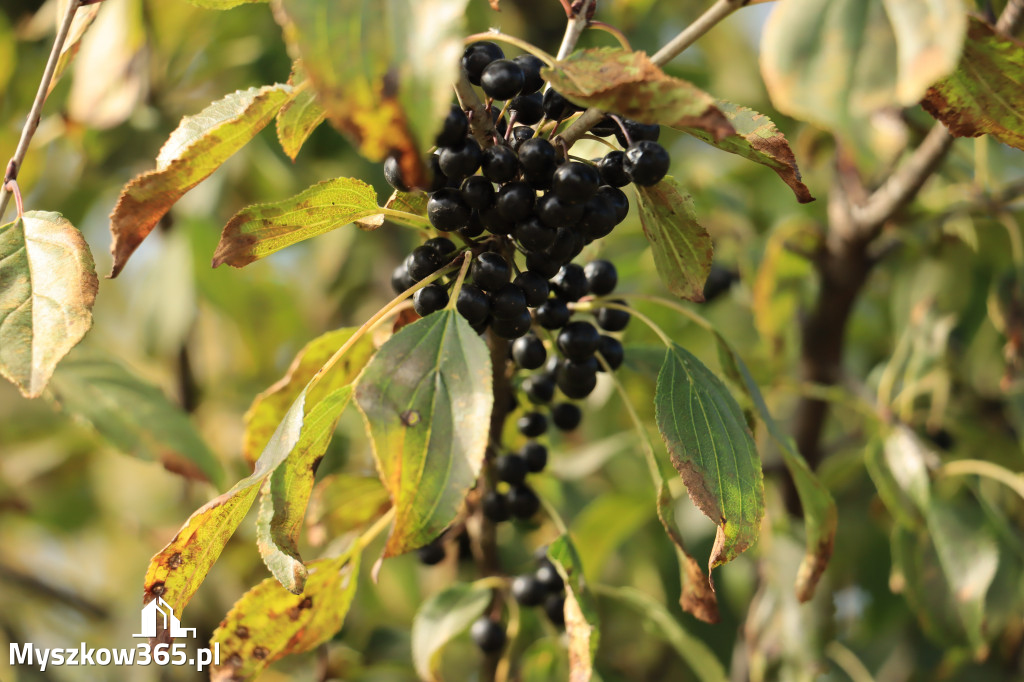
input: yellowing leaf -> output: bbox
[212,177,382,268]
[542,48,734,141]
[922,17,1024,151]
[211,550,360,682]
[0,212,97,398]
[548,536,600,682]
[354,310,492,558]
[635,178,713,301]
[308,474,391,546]
[657,484,719,623]
[47,0,101,95]
[276,61,326,161]
[109,85,293,277]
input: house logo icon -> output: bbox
[132,598,197,639]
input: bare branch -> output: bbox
[997,0,1024,34]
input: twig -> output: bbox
[0,0,82,221]
[555,0,596,61]
[997,0,1024,34]
[454,71,498,148]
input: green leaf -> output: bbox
[655,344,764,572]
[714,335,837,602]
[243,326,376,465]
[676,101,814,203]
[213,177,383,268]
[570,493,652,579]
[49,352,223,487]
[354,310,492,558]
[184,0,266,8]
[547,535,600,682]
[542,48,734,140]
[598,586,728,682]
[634,178,713,301]
[256,386,354,593]
[865,425,933,527]
[109,84,293,277]
[273,0,469,188]
[922,17,1024,151]
[761,0,966,134]
[385,189,429,218]
[211,549,361,681]
[308,474,391,545]
[519,639,570,682]
[0,212,97,398]
[411,582,492,682]
[276,61,327,161]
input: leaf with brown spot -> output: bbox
[0,212,97,398]
[922,17,1024,151]
[542,48,734,141]
[635,177,713,301]
[354,310,492,558]
[307,474,391,546]
[676,101,814,203]
[276,61,326,161]
[211,549,360,682]
[212,177,384,268]
[242,326,376,466]
[547,535,599,682]
[411,582,493,681]
[108,84,293,277]
[273,0,470,188]
[655,344,764,575]
[658,483,719,623]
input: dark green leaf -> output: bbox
[635,178,713,301]
[411,582,492,681]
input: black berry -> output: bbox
[491,309,532,339]
[462,41,504,85]
[456,283,491,325]
[470,617,507,653]
[543,593,566,626]
[510,125,536,151]
[535,560,564,592]
[577,194,616,240]
[514,271,550,307]
[413,284,449,316]
[614,119,660,148]
[551,402,582,431]
[556,358,598,399]
[417,540,446,565]
[460,175,496,210]
[480,205,514,236]
[557,320,600,360]
[424,237,457,259]
[584,260,617,295]
[392,263,415,294]
[596,302,631,332]
[471,252,512,291]
[508,484,541,518]
[512,574,546,606]
[552,162,600,205]
[482,490,511,522]
[435,104,469,148]
[439,138,482,181]
[518,138,557,177]
[481,144,519,184]
[491,283,528,319]
[596,334,624,371]
[384,155,410,192]
[513,54,546,94]
[496,453,528,485]
[513,216,556,251]
[522,442,548,472]
[496,182,536,222]
[598,185,629,224]
[427,188,470,231]
[460,210,486,239]
[406,245,443,281]
[509,92,544,125]
[536,193,585,228]
[597,151,631,188]
[517,411,548,437]
[481,59,525,100]
[512,333,547,369]
[525,251,561,279]
[535,298,571,329]
[552,264,589,303]
[543,227,577,264]
[624,141,670,187]
[542,89,580,119]
[522,373,556,404]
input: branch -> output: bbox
[555,0,597,61]
[454,70,498,148]
[0,0,83,222]
[997,0,1024,34]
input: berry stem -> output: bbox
[538,496,569,536]
[573,300,673,346]
[597,353,664,492]
[446,252,473,310]
[587,21,632,51]
[606,292,715,331]
[355,508,397,552]
[463,32,557,68]
[649,0,749,67]
[608,114,633,147]
[378,207,434,230]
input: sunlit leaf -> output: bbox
[273,0,470,188]
[676,101,814,203]
[109,84,293,277]
[922,17,1024,151]
[865,425,933,527]
[212,177,383,268]
[0,212,97,399]
[570,493,652,579]
[714,335,836,602]
[519,639,570,682]
[243,326,376,465]
[635,177,712,301]
[761,0,965,133]
[547,535,600,682]
[211,549,360,682]
[411,582,492,682]
[385,189,429,218]
[47,0,101,94]
[655,344,764,573]
[542,48,734,140]
[50,352,224,486]
[308,474,391,546]
[276,61,326,161]
[354,310,492,557]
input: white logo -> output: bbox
[132,598,197,639]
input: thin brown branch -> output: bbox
[555,0,596,61]
[0,0,83,222]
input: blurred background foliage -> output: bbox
[1,0,1022,680]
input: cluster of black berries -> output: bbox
[511,551,566,626]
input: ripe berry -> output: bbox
[462,41,504,85]
[413,284,449,316]
[439,138,482,181]
[597,151,631,188]
[456,283,491,325]
[481,145,519,183]
[510,126,536,151]
[461,211,486,238]
[584,260,617,295]
[577,194,616,240]
[435,104,469,148]
[508,484,541,518]
[424,153,447,193]
[512,575,546,606]
[598,185,629,224]
[491,283,527,319]
[496,182,536,222]
[590,116,619,137]
[427,188,471,231]
[552,162,601,205]
[512,334,547,369]
[624,141,670,186]
[406,245,443,281]
[522,442,548,472]
[535,298,571,329]
[384,155,411,192]
[536,193,585,228]
[480,205,514,236]
[544,227,577,264]
[391,263,415,295]
[417,540,445,565]
[596,302,631,331]
[458,177,494,212]
[552,264,589,303]
[481,59,525,100]
[513,216,556,252]
[470,617,507,653]
[525,251,561,279]
[514,271,549,307]
[496,453,528,485]
[523,373,556,404]
[596,335,624,371]
[535,560,564,592]
[491,309,532,339]
[513,54,546,94]
[471,252,512,292]
[482,490,511,522]
[614,119,660,148]
[552,402,582,431]
[518,138,557,177]
[424,237,456,259]
[524,165,555,192]
[557,358,598,399]
[542,89,580,119]
[543,593,566,626]
[509,92,544,125]
[557,321,599,360]
[517,411,548,437]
